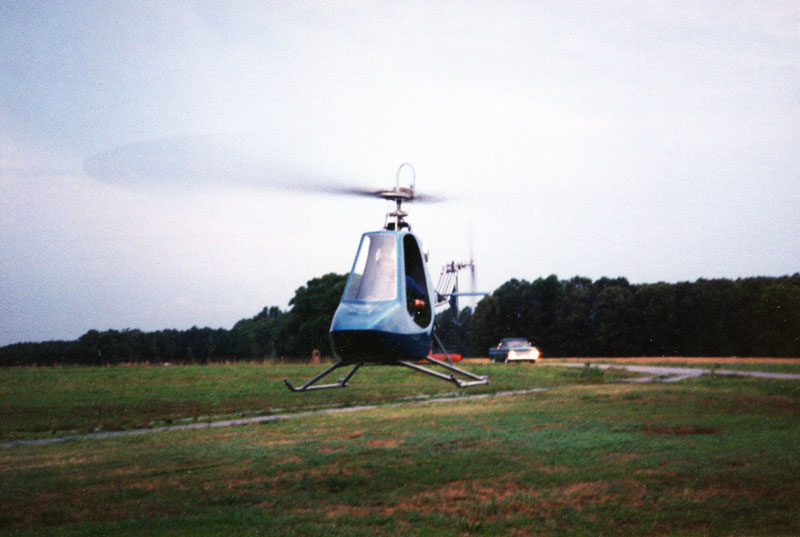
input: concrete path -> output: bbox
[547,362,800,383]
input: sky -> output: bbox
[1,1,799,345]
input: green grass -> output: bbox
[1,363,799,536]
[0,362,638,442]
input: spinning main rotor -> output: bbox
[83,139,485,391]
[292,162,443,230]
[84,139,444,217]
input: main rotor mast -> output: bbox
[380,162,416,231]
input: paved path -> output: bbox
[0,387,548,449]
[547,362,800,383]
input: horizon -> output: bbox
[3,270,798,347]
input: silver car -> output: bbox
[489,338,541,363]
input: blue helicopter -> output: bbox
[284,164,488,392]
[81,141,485,391]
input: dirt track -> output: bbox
[542,357,799,364]
[465,357,799,364]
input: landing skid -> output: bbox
[283,361,362,392]
[283,334,488,392]
[395,356,489,388]
[396,331,488,388]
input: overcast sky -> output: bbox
[2,1,799,345]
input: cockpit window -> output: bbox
[344,234,397,301]
[404,234,431,327]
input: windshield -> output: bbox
[344,234,397,301]
[501,339,530,348]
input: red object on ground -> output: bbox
[422,352,462,363]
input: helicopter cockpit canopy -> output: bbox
[339,230,432,330]
[344,233,397,301]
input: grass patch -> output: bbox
[0,362,636,442]
[1,363,798,536]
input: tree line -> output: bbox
[1,272,798,366]
[0,273,347,367]
[469,274,800,357]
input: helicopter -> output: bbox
[283,163,488,392]
[83,143,487,391]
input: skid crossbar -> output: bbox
[283,361,362,392]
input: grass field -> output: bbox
[0,362,639,443]
[1,360,799,536]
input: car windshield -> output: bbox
[502,339,529,348]
[344,234,397,301]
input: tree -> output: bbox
[523,275,564,352]
[435,306,473,356]
[470,295,501,356]
[281,273,348,358]
[634,282,679,355]
[555,276,594,356]
[756,283,800,356]
[591,280,636,356]
[231,306,285,358]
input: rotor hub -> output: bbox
[382,163,416,230]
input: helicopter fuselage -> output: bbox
[329,229,434,364]
[283,164,489,392]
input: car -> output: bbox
[489,337,540,363]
